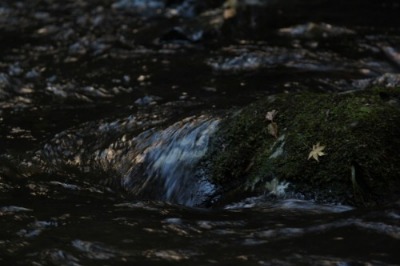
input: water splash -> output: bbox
[38,115,220,206]
[114,116,220,206]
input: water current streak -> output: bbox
[39,115,219,206]
[127,116,220,205]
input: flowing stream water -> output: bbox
[1,0,400,265]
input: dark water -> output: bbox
[2,193,400,265]
[1,0,400,265]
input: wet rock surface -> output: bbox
[206,88,400,207]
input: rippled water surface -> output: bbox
[1,0,400,265]
[1,191,400,265]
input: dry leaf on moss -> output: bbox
[267,122,279,138]
[308,142,326,162]
[266,110,278,122]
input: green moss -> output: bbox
[208,88,400,206]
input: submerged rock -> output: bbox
[206,88,400,206]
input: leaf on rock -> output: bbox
[267,122,279,138]
[223,0,238,20]
[308,142,326,162]
[266,110,278,122]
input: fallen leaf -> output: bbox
[223,0,238,20]
[223,8,236,19]
[266,110,278,122]
[267,122,279,138]
[308,142,326,162]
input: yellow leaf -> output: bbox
[223,0,237,20]
[267,122,279,138]
[308,142,326,162]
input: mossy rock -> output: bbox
[207,88,400,206]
